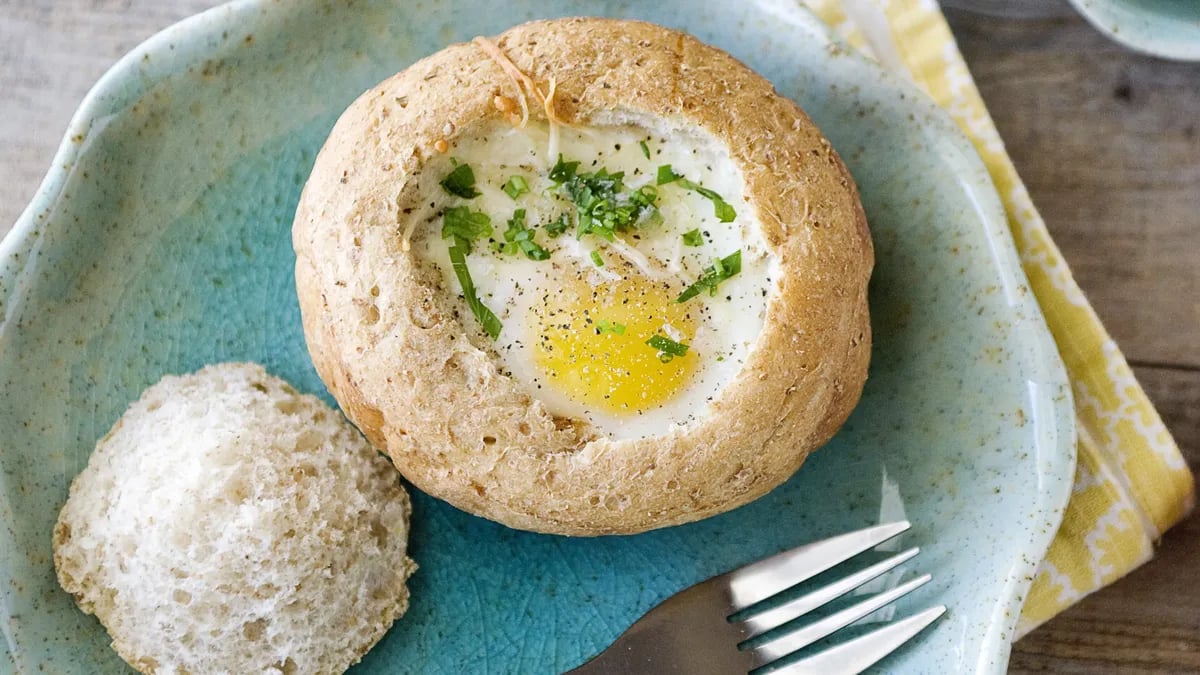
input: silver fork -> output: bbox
[568,521,944,674]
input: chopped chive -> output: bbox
[439,163,480,199]
[545,213,570,237]
[596,320,626,335]
[646,334,690,362]
[502,209,549,261]
[639,140,651,159]
[678,250,742,303]
[682,229,704,247]
[502,175,529,199]
[590,250,605,267]
[553,157,660,242]
[656,165,736,222]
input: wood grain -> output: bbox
[0,0,220,230]
[1,1,1197,672]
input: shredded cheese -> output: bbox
[540,77,560,169]
[400,211,419,252]
[473,36,536,127]
[666,232,684,274]
[608,236,669,281]
[473,36,566,166]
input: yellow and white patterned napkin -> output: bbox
[800,0,1195,636]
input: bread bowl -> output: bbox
[293,17,873,535]
[53,363,417,674]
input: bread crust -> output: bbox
[293,18,873,535]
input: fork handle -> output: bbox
[565,639,651,674]
[564,625,709,674]
[564,654,607,674]
[565,646,652,674]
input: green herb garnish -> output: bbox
[656,164,682,185]
[440,163,480,199]
[551,155,661,241]
[596,320,626,335]
[646,334,690,362]
[549,155,581,183]
[639,140,651,159]
[545,213,571,238]
[590,250,605,267]
[682,229,704,247]
[447,241,502,339]
[502,175,529,199]
[692,184,737,222]
[677,250,742,303]
[500,209,549,261]
[656,164,737,222]
[441,206,492,253]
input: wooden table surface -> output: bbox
[1,1,1196,672]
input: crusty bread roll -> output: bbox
[293,18,872,535]
[53,363,416,674]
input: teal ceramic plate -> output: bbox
[0,1,1075,672]
[1068,0,1200,60]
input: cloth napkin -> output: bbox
[800,0,1195,636]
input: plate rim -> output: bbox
[1067,0,1200,61]
[0,1,1078,671]
[781,8,1078,669]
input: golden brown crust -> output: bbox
[293,18,873,535]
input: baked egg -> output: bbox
[414,121,777,440]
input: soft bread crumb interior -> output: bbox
[53,362,416,674]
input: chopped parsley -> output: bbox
[693,185,737,222]
[590,250,605,267]
[441,206,501,338]
[678,250,742,303]
[500,209,549,261]
[656,164,737,222]
[502,175,529,199]
[656,164,681,185]
[549,154,662,242]
[440,163,480,199]
[596,319,626,335]
[646,334,690,362]
[682,229,704,247]
[639,140,651,159]
[446,242,502,339]
[549,155,581,183]
[441,206,492,253]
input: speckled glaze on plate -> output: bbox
[0,1,1074,672]
[1068,0,1200,60]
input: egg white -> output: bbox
[416,121,777,440]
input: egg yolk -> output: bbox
[534,276,697,415]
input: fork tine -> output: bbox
[736,547,920,639]
[724,521,910,608]
[768,605,947,675]
[749,573,932,667]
